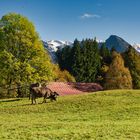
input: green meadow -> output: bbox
[0,90,140,140]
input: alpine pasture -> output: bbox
[0,90,140,140]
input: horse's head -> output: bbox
[53,92,59,96]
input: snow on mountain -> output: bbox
[133,43,140,52]
[42,37,140,63]
[44,40,73,52]
[43,40,73,63]
[96,39,104,43]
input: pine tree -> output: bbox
[98,43,111,85]
[71,39,83,81]
[100,43,111,65]
[81,39,101,82]
[56,46,72,72]
[57,38,101,82]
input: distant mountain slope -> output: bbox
[43,35,139,63]
[44,40,72,52]
[105,35,130,52]
[43,40,73,63]
[133,44,140,52]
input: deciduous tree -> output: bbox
[123,46,140,89]
[0,13,54,97]
[104,52,132,89]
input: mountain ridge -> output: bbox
[105,35,130,52]
[43,35,139,63]
[43,40,73,63]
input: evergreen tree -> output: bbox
[98,43,111,85]
[56,45,72,72]
[81,39,101,82]
[57,38,101,82]
[71,39,83,81]
[100,43,111,65]
[111,46,117,52]
[104,51,132,89]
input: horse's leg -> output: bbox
[34,97,37,104]
[50,98,54,102]
[31,94,37,104]
[42,98,46,103]
[42,95,47,103]
[42,97,45,103]
[31,95,34,104]
[29,94,30,100]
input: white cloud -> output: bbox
[80,13,101,19]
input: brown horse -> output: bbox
[30,84,59,104]
[29,83,40,100]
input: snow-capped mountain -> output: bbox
[43,40,73,52]
[133,43,140,52]
[43,40,73,63]
[43,36,140,63]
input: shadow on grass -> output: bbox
[0,98,21,103]
[21,101,53,106]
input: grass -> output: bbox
[0,90,140,140]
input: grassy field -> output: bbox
[0,90,140,140]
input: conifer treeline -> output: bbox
[57,39,101,82]
[57,39,140,89]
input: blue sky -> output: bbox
[0,0,140,44]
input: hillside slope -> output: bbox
[47,82,103,95]
[0,90,139,139]
[105,35,130,52]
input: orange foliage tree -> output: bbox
[104,52,132,89]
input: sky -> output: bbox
[0,0,140,44]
